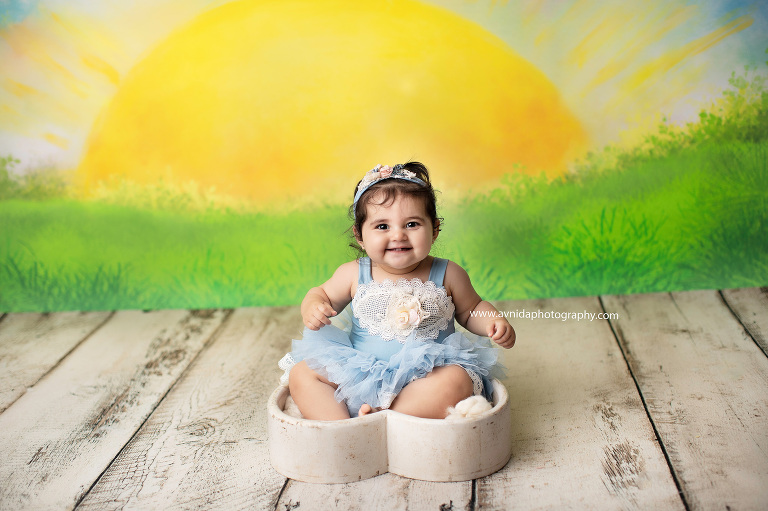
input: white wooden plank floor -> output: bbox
[0,288,766,510]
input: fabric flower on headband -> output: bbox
[354,163,424,206]
[357,164,413,193]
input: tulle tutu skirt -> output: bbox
[283,321,504,417]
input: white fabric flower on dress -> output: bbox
[387,294,429,334]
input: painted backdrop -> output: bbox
[1,0,766,312]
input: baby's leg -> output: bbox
[288,361,350,420]
[389,365,473,419]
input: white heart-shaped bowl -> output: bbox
[267,379,511,483]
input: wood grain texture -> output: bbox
[477,297,683,511]
[1,288,765,510]
[721,287,768,356]
[0,309,229,510]
[0,311,112,412]
[277,474,471,511]
[78,306,298,510]
[603,290,768,510]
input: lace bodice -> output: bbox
[352,277,455,343]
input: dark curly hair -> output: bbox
[348,161,441,255]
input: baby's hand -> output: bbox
[302,300,337,331]
[487,319,516,349]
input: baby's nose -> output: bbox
[391,227,407,239]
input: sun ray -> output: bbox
[585,5,698,91]
[43,131,69,149]
[1,76,80,125]
[48,10,121,56]
[1,23,84,89]
[568,11,636,69]
[623,15,754,93]
[80,53,120,86]
[3,78,41,98]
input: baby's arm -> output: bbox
[446,262,516,349]
[300,261,357,330]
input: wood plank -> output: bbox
[602,290,768,510]
[0,311,112,412]
[0,309,229,510]
[77,307,296,510]
[277,474,471,511]
[721,287,768,356]
[477,297,683,510]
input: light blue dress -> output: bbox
[279,257,503,417]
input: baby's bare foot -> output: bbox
[358,404,381,416]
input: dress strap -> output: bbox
[427,258,449,287]
[358,257,373,284]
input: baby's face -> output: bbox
[358,193,437,274]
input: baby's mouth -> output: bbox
[387,247,412,252]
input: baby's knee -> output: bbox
[288,361,335,391]
[436,365,474,403]
[288,360,312,390]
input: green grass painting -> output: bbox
[1,68,767,312]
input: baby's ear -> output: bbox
[353,226,363,243]
[432,219,441,240]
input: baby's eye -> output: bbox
[375,224,389,230]
[406,221,420,228]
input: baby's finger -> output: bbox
[500,330,516,348]
[320,303,337,318]
[491,322,507,341]
[305,309,330,329]
[314,310,332,326]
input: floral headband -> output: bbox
[353,164,427,207]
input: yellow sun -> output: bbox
[78,0,587,203]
